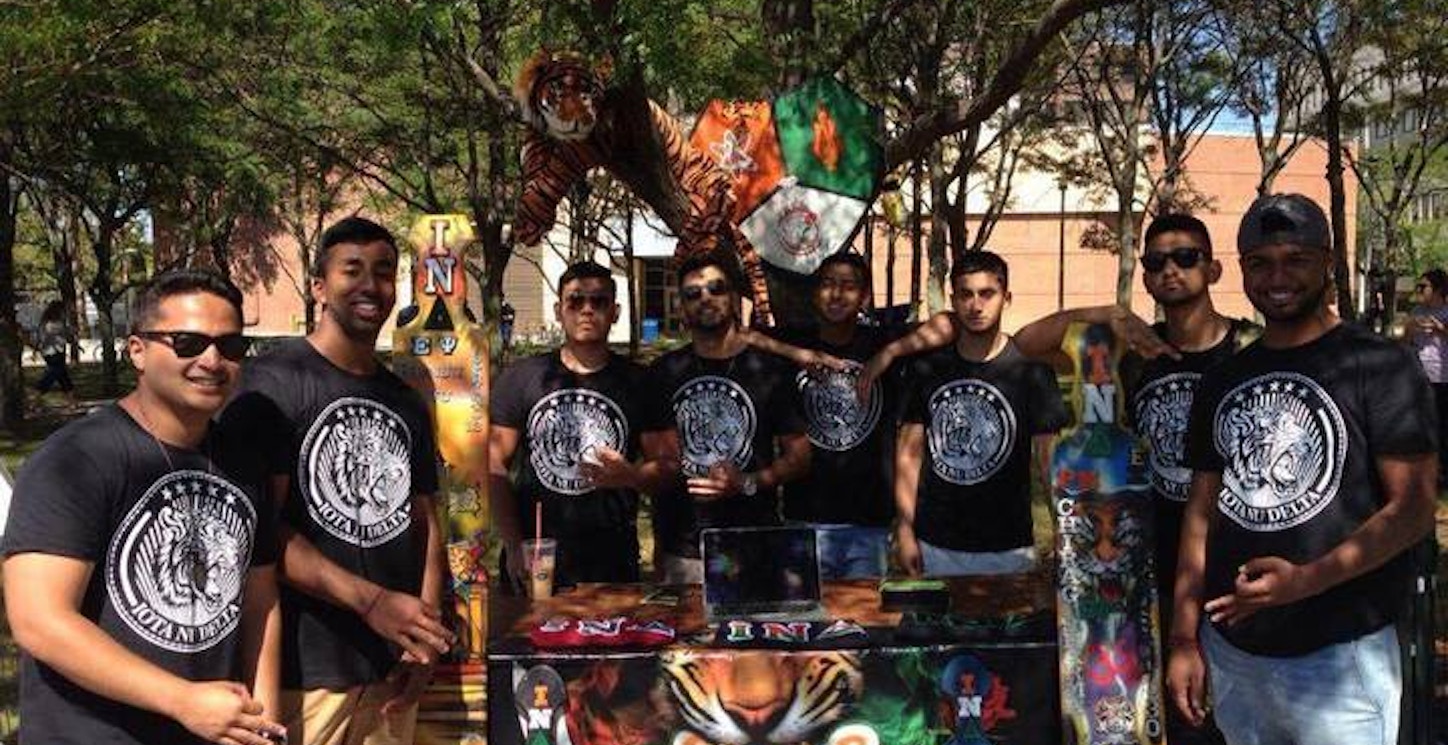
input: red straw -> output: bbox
[532,501,543,567]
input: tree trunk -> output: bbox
[909,162,923,320]
[926,144,950,313]
[90,223,121,389]
[0,135,23,427]
[1322,96,1354,319]
[1116,191,1139,306]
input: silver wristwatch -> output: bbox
[740,472,759,497]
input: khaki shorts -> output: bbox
[280,683,418,745]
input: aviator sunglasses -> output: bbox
[681,279,731,302]
[564,292,613,311]
[1140,246,1206,273]
[135,331,251,361]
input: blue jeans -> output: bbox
[1201,622,1400,745]
[806,524,888,580]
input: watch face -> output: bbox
[742,475,759,496]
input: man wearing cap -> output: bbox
[1168,194,1437,745]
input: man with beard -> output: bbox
[3,270,286,744]
[488,261,679,590]
[1170,194,1436,745]
[651,251,812,583]
[220,217,452,745]
[894,252,1069,576]
[860,216,1248,742]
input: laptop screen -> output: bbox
[701,527,821,613]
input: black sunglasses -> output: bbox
[135,331,250,361]
[681,279,731,302]
[564,292,613,311]
[1141,246,1207,273]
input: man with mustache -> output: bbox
[650,250,812,583]
[1171,195,1436,745]
[489,261,679,590]
[220,217,452,745]
[3,269,286,744]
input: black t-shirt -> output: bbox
[489,351,670,585]
[651,345,807,558]
[1,405,277,745]
[217,338,440,688]
[1186,323,1436,656]
[772,325,900,527]
[1122,319,1257,616]
[900,343,1069,552]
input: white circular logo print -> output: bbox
[797,362,880,452]
[107,471,255,653]
[301,397,414,547]
[1133,372,1200,503]
[927,379,1016,485]
[526,389,628,495]
[1213,372,1345,532]
[673,375,757,477]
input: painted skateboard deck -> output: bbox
[392,214,491,744]
[1051,322,1164,745]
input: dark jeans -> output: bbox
[1434,383,1448,486]
[36,353,73,393]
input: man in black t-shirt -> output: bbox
[489,261,679,590]
[895,252,1069,576]
[651,250,812,583]
[219,217,451,745]
[747,253,899,578]
[2,270,286,745]
[1170,194,1437,745]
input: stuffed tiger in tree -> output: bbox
[512,50,776,325]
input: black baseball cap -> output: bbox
[1237,194,1331,253]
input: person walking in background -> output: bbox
[499,298,516,353]
[1407,268,1448,487]
[33,300,78,409]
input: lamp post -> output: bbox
[1058,179,1068,310]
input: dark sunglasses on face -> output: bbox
[564,292,613,311]
[681,279,731,302]
[1141,246,1207,273]
[135,331,250,361]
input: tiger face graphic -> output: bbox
[526,389,628,494]
[108,470,255,653]
[661,650,864,745]
[302,397,416,547]
[1213,373,1344,532]
[515,50,606,142]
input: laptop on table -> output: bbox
[701,526,826,622]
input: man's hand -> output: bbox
[1110,307,1180,360]
[687,462,744,501]
[172,680,285,745]
[380,657,436,715]
[798,349,851,375]
[1204,556,1320,626]
[1166,644,1209,726]
[856,351,893,402]
[579,447,637,490]
[362,590,454,664]
[894,522,923,577]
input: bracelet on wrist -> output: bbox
[1166,636,1199,650]
[362,587,385,619]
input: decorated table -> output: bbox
[482,575,1062,745]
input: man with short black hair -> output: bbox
[1170,194,1437,745]
[220,216,451,745]
[894,251,1068,576]
[489,261,679,589]
[3,269,286,744]
[748,252,898,578]
[651,251,812,583]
